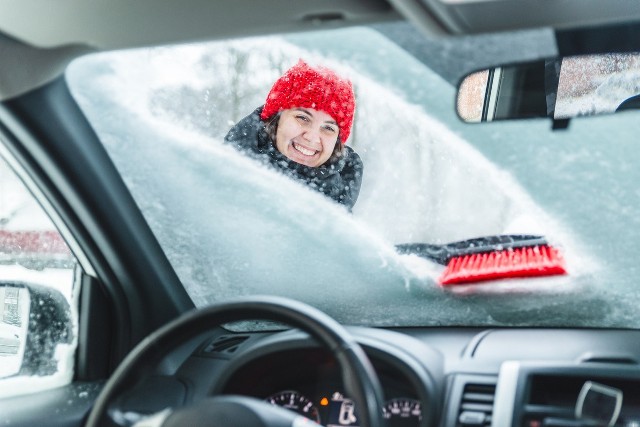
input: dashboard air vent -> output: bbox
[201,335,249,356]
[457,383,496,426]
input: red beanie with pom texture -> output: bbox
[261,60,355,144]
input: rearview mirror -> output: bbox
[457,52,640,123]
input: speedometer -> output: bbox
[383,398,422,427]
[266,390,321,423]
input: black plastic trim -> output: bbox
[556,21,640,56]
[507,362,640,427]
[77,272,112,381]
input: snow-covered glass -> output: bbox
[556,53,640,118]
[67,27,640,329]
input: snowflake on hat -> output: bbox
[260,59,356,143]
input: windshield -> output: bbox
[66,26,640,328]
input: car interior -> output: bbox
[2,1,640,427]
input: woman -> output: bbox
[224,60,363,210]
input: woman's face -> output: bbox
[275,108,339,167]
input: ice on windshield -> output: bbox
[67,28,614,328]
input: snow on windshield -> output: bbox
[67,28,609,328]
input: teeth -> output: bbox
[294,143,316,156]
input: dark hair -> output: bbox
[263,112,344,164]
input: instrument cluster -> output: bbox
[266,389,422,426]
[219,348,424,427]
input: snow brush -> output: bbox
[396,234,567,285]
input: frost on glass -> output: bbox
[0,155,77,396]
[457,70,489,122]
[67,28,607,328]
[555,53,640,118]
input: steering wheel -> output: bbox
[85,296,386,427]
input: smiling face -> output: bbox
[274,108,340,167]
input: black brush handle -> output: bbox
[395,234,548,265]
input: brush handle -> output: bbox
[396,234,548,265]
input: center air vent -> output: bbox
[457,383,496,427]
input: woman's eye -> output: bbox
[296,115,310,122]
[323,126,337,133]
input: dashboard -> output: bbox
[120,326,640,427]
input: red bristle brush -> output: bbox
[439,243,566,285]
[396,235,567,286]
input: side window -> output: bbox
[0,153,78,396]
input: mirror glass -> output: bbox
[457,52,640,122]
[0,284,29,378]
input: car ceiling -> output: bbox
[1,0,640,99]
[2,0,640,48]
[0,0,398,49]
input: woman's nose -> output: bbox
[303,127,321,144]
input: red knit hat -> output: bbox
[261,59,356,143]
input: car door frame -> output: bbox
[0,74,194,425]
